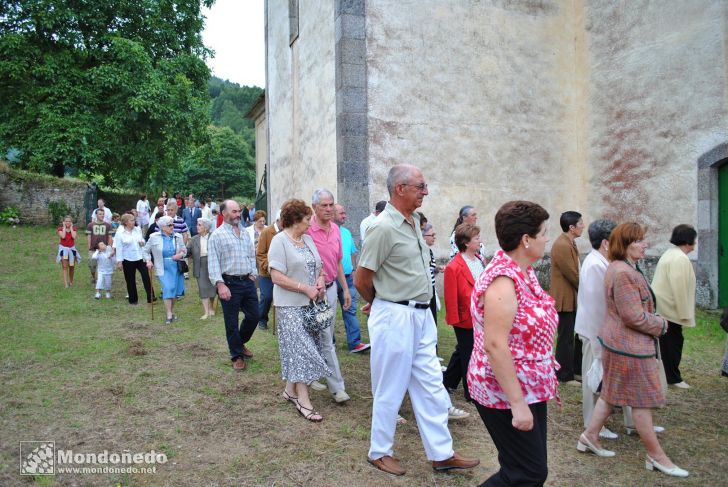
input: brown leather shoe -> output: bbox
[242,346,253,358]
[232,357,246,370]
[368,455,406,476]
[432,452,480,471]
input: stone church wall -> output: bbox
[266,0,338,213]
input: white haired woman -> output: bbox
[144,216,187,324]
[187,218,217,319]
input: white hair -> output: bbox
[197,218,212,232]
[157,216,174,227]
[312,188,334,205]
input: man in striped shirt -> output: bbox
[207,199,259,371]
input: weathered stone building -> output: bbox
[262,0,728,308]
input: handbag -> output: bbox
[177,259,189,274]
[302,297,334,335]
[585,357,603,395]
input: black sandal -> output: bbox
[295,400,323,422]
[282,390,298,403]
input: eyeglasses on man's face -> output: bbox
[401,182,428,192]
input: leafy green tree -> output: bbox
[169,125,255,199]
[0,0,214,186]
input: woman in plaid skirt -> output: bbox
[577,223,688,478]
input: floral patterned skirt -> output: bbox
[276,306,332,384]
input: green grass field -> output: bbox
[1,226,726,486]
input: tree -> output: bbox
[0,0,214,186]
[169,126,255,199]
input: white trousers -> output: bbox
[320,284,345,393]
[581,336,633,428]
[96,273,112,291]
[368,298,454,461]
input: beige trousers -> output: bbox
[580,335,633,428]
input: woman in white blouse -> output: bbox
[113,213,153,305]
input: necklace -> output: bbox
[285,230,304,245]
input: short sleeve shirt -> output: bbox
[306,217,343,283]
[467,250,559,409]
[357,203,432,302]
[86,221,112,250]
[340,226,357,275]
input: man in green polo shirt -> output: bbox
[356,164,480,477]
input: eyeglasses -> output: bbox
[401,183,428,191]
[423,233,436,237]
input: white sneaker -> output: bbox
[671,381,690,389]
[448,406,470,420]
[626,425,665,436]
[94,292,101,299]
[599,427,618,440]
[309,380,327,391]
[105,292,111,299]
[332,390,350,403]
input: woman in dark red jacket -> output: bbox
[443,223,485,401]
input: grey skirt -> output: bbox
[196,256,217,299]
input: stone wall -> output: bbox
[0,168,87,225]
[363,0,726,307]
[266,0,338,213]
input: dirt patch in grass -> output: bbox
[126,340,147,356]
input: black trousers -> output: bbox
[220,276,259,361]
[475,401,548,487]
[442,326,474,401]
[122,259,153,304]
[555,311,582,381]
[659,321,684,384]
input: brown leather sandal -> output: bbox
[295,400,323,422]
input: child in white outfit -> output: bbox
[92,242,115,299]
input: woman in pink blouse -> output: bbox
[467,200,557,486]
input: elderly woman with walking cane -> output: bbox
[144,216,186,325]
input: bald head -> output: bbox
[387,164,428,216]
[386,164,420,196]
[222,199,241,226]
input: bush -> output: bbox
[48,200,72,226]
[0,206,20,225]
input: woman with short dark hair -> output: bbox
[468,200,556,486]
[443,224,484,404]
[651,224,697,389]
[578,223,688,478]
[267,198,330,422]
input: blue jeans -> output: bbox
[337,274,362,350]
[220,276,259,361]
[257,275,274,325]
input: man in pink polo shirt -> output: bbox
[307,188,352,403]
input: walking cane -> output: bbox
[149,273,155,321]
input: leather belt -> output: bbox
[394,300,430,309]
[223,273,250,280]
[325,282,335,289]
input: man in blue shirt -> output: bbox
[334,204,370,353]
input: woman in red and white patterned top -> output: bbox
[467,200,557,486]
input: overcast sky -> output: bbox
[202,0,265,88]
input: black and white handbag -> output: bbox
[301,297,334,335]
